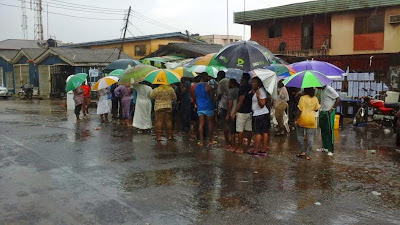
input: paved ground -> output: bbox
[1,99,400,225]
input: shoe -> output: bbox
[316,148,328,152]
[327,152,334,156]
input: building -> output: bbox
[33,47,131,98]
[0,39,44,50]
[200,35,242,46]
[234,0,400,81]
[142,42,223,68]
[0,50,18,89]
[65,32,206,60]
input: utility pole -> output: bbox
[118,6,131,59]
[226,0,229,38]
[21,0,28,39]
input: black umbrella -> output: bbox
[215,41,274,72]
[103,59,141,73]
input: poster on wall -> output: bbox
[89,69,99,77]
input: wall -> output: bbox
[0,58,14,90]
[89,37,188,59]
[38,65,50,97]
[330,6,400,55]
[13,65,29,88]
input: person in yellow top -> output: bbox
[150,84,177,141]
[295,88,320,160]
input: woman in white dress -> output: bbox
[97,88,111,123]
[132,83,153,131]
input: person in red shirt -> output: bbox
[81,83,91,116]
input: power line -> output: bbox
[127,29,135,37]
[0,3,124,20]
[128,21,145,35]
[46,0,125,12]
[131,11,182,31]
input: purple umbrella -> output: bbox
[290,60,344,78]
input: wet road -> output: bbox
[1,99,400,225]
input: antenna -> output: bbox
[34,0,44,41]
[21,0,28,39]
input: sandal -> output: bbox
[296,153,306,157]
[248,152,259,157]
[306,157,311,160]
[258,151,267,156]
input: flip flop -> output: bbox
[296,153,306,157]
[258,151,267,156]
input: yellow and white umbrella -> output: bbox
[93,76,119,91]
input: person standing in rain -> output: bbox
[231,73,252,154]
[194,73,214,147]
[114,84,133,125]
[295,88,320,160]
[150,84,177,141]
[274,80,289,135]
[180,77,192,133]
[216,71,230,146]
[73,86,85,121]
[226,79,239,151]
[81,82,91,116]
[317,85,340,156]
[249,77,270,156]
[132,82,153,132]
[96,88,111,123]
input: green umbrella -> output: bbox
[187,65,222,78]
[119,64,157,84]
[106,69,125,78]
[283,70,332,88]
[65,73,88,92]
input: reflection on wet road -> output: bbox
[0,99,400,224]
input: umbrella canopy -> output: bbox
[188,53,226,69]
[249,69,278,99]
[103,59,141,73]
[173,67,197,78]
[290,60,344,79]
[106,69,125,78]
[266,64,296,77]
[216,40,273,72]
[93,76,119,91]
[119,64,157,84]
[283,70,332,88]
[65,73,88,92]
[187,65,221,78]
[271,56,289,65]
[144,69,181,85]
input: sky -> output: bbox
[0,0,312,43]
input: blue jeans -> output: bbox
[296,124,316,157]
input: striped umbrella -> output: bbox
[266,64,296,77]
[93,76,119,91]
[119,64,157,84]
[187,65,222,78]
[106,69,125,78]
[283,70,332,88]
[65,73,88,92]
[144,69,181,85]
[173,67,197,78]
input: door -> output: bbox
[301,23,314,49]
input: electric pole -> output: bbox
[118,6,131,59]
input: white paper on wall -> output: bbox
[369,73,375,81]
[359,82,365,96]
[353,82,359,97]
[348,81,353,97]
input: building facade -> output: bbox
[200,35,242,46]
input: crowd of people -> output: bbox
[72,71,341,159]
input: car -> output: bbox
[0,85,11,98]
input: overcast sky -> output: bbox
[0,0,312,43]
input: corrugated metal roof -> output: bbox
[235,0,400,24]
[144,42,223,59]
[64,32,206,48]
[0,39,43,50]
[21,48,46,59]
[0,50,18,61]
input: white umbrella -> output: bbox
[93,76,119,91]
[250,69,278,99]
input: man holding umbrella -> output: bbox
[317,85,341,156]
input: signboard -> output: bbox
[89,68,99,77]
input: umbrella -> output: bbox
[119,64,157,84]
[93,76,119,91]
[65,73,88,92]
[144,69,181,85]
[173,67,197,78]
[225,68,244,83]
[106,69,125,78]
[266,64,296,77]
[271,56,289,65]
[249,69,278,99]
[290,60,344,79]
[188,53,226,70]
[187,65,221,78]
[103,59,141,73]
[283,70,332,88]
[215,40,273,72]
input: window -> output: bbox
[268,24,282,38]
[354,16,384,34]
[135,45,146,56]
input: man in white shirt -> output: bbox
[318,85,341,156]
